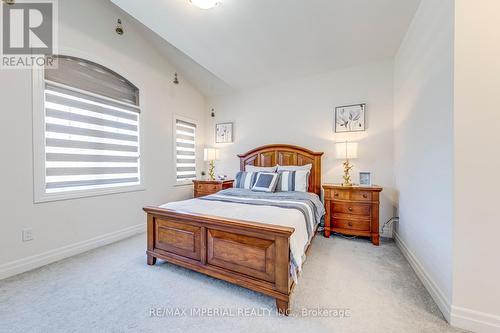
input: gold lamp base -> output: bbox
[208,160,216,181]
[342,159,353,187]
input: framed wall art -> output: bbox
[215,122,233,143]
[359,171,372,186]
[335,104,366,133]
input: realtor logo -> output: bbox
[1,0,57,68]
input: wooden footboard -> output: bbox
[143,206,295,313]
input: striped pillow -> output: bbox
[277,170,310,192]
[235,171,258,189]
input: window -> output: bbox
[33,55,143,202]
[175,117,197,183]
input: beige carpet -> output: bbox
[0,233,464,333]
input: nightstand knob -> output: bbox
[348,207,353,212]
[334,193,339,197]
[348,222,353,227]
[363,194,368,198]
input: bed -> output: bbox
[143,144,324,313]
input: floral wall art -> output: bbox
[335,104,366,133]
[215,122,233,143]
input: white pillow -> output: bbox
[277,164,313,172]
[245,165,277,172]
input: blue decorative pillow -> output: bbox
[276,170,310,192]
[235,171,258,189]
[251,172,279,192]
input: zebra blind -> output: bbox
[45,55,139,105]
[43,81,141,194]
[175,119,197,182]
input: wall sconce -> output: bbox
[115,19,124,35]
[173,73,179,84]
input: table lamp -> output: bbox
[335,141,358,186]
[204,148,220,181]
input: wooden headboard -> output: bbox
[238,144,324,196]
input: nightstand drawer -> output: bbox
[350,191,372,201]
[328,189,350,200]
[196,183,220,192]
[332,203,370,216]
[333,218,370,231]
[194,191,211,198]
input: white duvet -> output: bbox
[160,198,311,270]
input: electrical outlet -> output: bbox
[22,228,33,242]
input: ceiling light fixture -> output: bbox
[189,0,219,9]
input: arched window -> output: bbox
[34,55,142,202]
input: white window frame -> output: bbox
[173,114,198,186]
[32,64,145,203]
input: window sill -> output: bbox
[34,184,146,204]
[174,181,194,187]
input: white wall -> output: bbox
[0,0,206,278]
[452,0,500,331]
[207,60,396,235]
[393,0,455,319]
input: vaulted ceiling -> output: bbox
[111,0,422,96]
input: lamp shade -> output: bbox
[204,148,220,161]
[335,142,358,160]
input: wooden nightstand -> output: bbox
[323,184,383,245]
[193,179,234,198]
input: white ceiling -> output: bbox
[111,0,421,96]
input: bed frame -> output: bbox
[143,144,323,313]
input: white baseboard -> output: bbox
[451,306,500,333]
[0,223,145,280]
[393,232,452,322]
[395,232,500,333]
